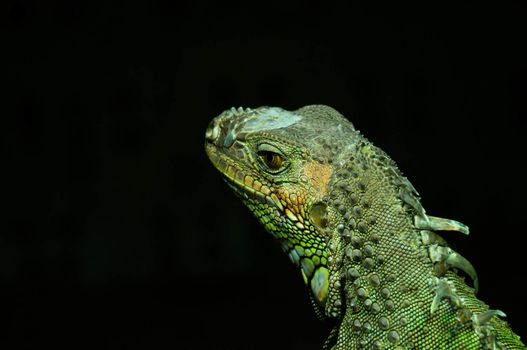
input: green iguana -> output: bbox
[204,105,525,349]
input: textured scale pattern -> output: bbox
[205,105,525,349]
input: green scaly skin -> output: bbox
[205,105,525,349]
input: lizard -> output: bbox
[204,105,525,349]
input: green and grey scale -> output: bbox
[205,105,525,349]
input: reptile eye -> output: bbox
[258,151,283,170]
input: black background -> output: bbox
[4,1,526,349]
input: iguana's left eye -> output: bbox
[258,151,283,170]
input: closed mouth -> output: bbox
[205,142,271,202]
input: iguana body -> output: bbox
[205,105,525,349]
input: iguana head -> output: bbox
[205,105,359,309]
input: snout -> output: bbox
[205,117,221,145]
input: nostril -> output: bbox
[205,119,220,143]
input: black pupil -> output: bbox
[260,151,280,168]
